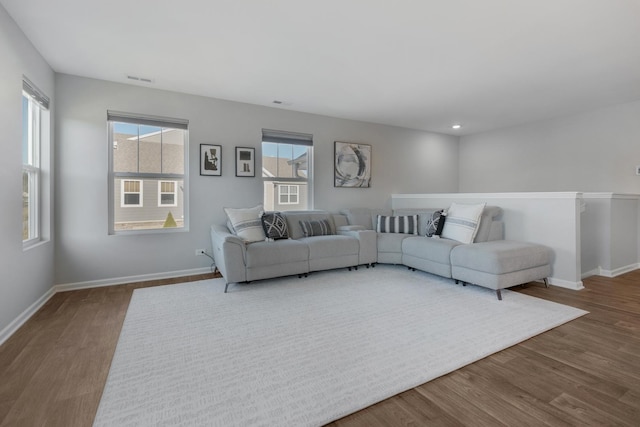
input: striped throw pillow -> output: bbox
[376,215,418,235]
[299,219,334,237]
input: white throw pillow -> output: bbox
[224,204,266,243]
[440,202,486,244]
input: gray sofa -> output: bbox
[211,206,552,299]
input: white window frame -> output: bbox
[22,91,41,246]
[158,180,177,207]
[261,129,313,210]
[121,179,143,207]
[108,111,189,235]
[278,184,299,205]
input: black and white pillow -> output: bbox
[261,212,289,240]
[375,215,418,235]
[299,219,334,237]
[425,210,446,237]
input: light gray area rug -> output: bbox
[94,265,587,427]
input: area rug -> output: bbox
[93,265,587,427]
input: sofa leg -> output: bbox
[455,279,459,284]
[372,263,376,268]
[348,267,352,271]
[354,266,358,270]
[543,278,549,288]
[224,282,230,293]
[496,289,502,300]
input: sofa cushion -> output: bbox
[474,206,503,243]
[341,208,391,230]
[261,212,289,240]
[441,202,486,244]
[375,215,418,235]
[245,239,309,267]
[450,240,552,274]
[224,204,266,243]
[377,232,412,254]
[301,235,359,259]
[402,236,461,265]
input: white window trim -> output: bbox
[278,184,299,205]
[121,179,143,207]
[22,91,41,247]
[158,180,177,207]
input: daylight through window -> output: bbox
[108,111,188,233]
[262,129,313,211]
[22,77,49,246]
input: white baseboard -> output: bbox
[0,288,56,347]
[548,277,585,290]
[581,268,601,279]
[599,263,640,278]
[54,267,214,293]
[1,267,214,346]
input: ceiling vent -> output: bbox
[126,75,155,84]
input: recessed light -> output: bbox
[452,124,462,129]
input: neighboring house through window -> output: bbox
[262,129,313,211]
[22,77,49,247]
[278,184,299,205]
[121,180,143,207]
[108,111,189,233]
[158,180,177,207]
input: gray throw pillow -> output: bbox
[299,219,333,237]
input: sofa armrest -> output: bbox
[338,229,377,265]
[210,225,247,283]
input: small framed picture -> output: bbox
[200,144,222,176]
[235,147,255,177]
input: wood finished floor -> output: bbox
[1,270,639,427]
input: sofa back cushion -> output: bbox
[474,205,503,242]
[341,208,391,230]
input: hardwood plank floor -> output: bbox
[1,270,638,426]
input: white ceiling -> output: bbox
[3,0,640,135]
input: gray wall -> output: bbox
[0,5,55,337]
[458,100,640,193]
[55,74,459,286]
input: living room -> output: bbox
[1,1,639,425]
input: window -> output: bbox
[108,111,188,233]
[158,181,177,206]
[278,184,299,205]
[22,77,49,246]
[121,180,143,207]
[262,129,313,211]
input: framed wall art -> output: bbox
[200,144,222,176]
[334,141,371,188]
[235,147,255,177]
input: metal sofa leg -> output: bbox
[543,278,549,288]
[224,282,230,293]
[496,289,502,300]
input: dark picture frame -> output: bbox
[235,147,255,177]
[200,144,222,176]
[334,141,371,188]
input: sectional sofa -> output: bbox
[210,205,552,299]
